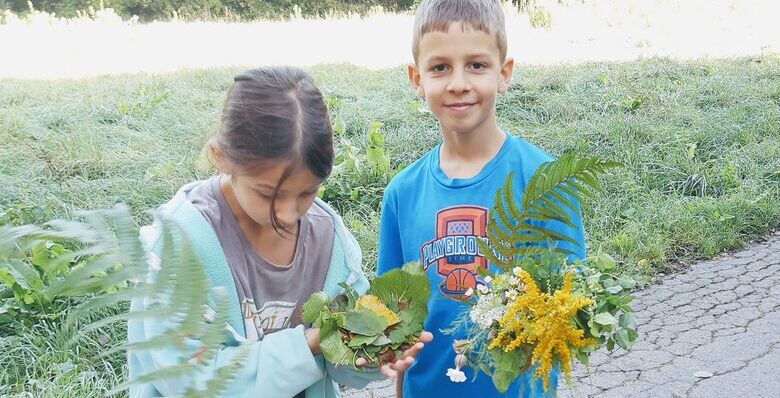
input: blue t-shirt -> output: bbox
[377,132,586,398]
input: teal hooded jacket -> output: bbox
[127,181,383,397]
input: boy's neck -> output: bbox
[438,124,506,179]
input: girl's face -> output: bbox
[228,161,322,234]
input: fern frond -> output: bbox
[484,154,619,271]
[10,205,247,397]
[477,238,510,272]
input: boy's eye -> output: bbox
[430,64,448,73]
[470,62,487,70]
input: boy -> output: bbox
[377,1,585,397]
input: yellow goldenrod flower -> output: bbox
[489,271,593,390]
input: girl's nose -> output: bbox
[275,201,299,229]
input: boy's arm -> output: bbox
[377,188,404,275]
[395,371,404,398]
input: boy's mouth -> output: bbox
[445,102,476,111]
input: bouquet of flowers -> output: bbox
[444,154,639,393]
[302,262,430,367]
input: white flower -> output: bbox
[484,275,492,283]
[469,293,507,329]
[512,267,523,276]
[464,287,474,297]
[477,284,489,294]
[446,368,467,383]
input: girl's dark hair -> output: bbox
[215,66,334,232]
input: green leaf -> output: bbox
[619,313,637,329]
[339,282,360,308]
[348,334,380,348]
[344,308,388,336]
[489,348,528,393]
[366,146,389,174]
[369,262,429,314]
[615,329,631,350]
[0,259,41,291]
[605,285,623,294]
[388,309,422,344]
[575,350,589,366]
[618,276,636,290]
[594,253,617,272]
[319,321,352,366]
[372,334,392,346]
[302,291,330,324]
[333,113,346,136]
[593,312,618,326]
[368,122,384,145]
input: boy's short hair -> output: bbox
[412,0,507,62]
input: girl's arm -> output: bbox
[128,296,328,398]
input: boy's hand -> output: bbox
[355,331,433,381]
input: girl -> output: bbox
[127,66,431,398]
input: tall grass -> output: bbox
[0,56,778,394]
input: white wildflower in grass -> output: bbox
[512,267,523,276]
[469,292,506,329]
[446,368,467,382]
[484,275,492,283]
[477,284,489,294]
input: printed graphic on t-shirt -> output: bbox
[420,206,489,300]
[241,298,296,336]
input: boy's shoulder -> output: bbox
[505,133,556,166]
[500,134,560,185]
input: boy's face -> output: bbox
[409,22,513,136]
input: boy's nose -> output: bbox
[447,70,471,94]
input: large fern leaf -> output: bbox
[2,205,242,397]
[484,153,620,272]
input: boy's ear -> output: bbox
[207,139,231,174]
[498,57,515,94]
[407,63,425,98]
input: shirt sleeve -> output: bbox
[377,187,404,276]
[128,299,325,398]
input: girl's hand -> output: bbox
[355,331,433,381]
[304,328,321,355]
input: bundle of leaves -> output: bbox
[302,262,430,367]
[444,154,639,393]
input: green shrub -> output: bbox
[3,0,418,21]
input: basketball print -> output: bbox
[420,205,490,300]
[441,268,477,297]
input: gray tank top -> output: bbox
[187,176,333,343]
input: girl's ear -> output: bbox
[408,63,426,98]
[207,139,231,174]
[498,57,515,94]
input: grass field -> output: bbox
[1,56,779,395]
